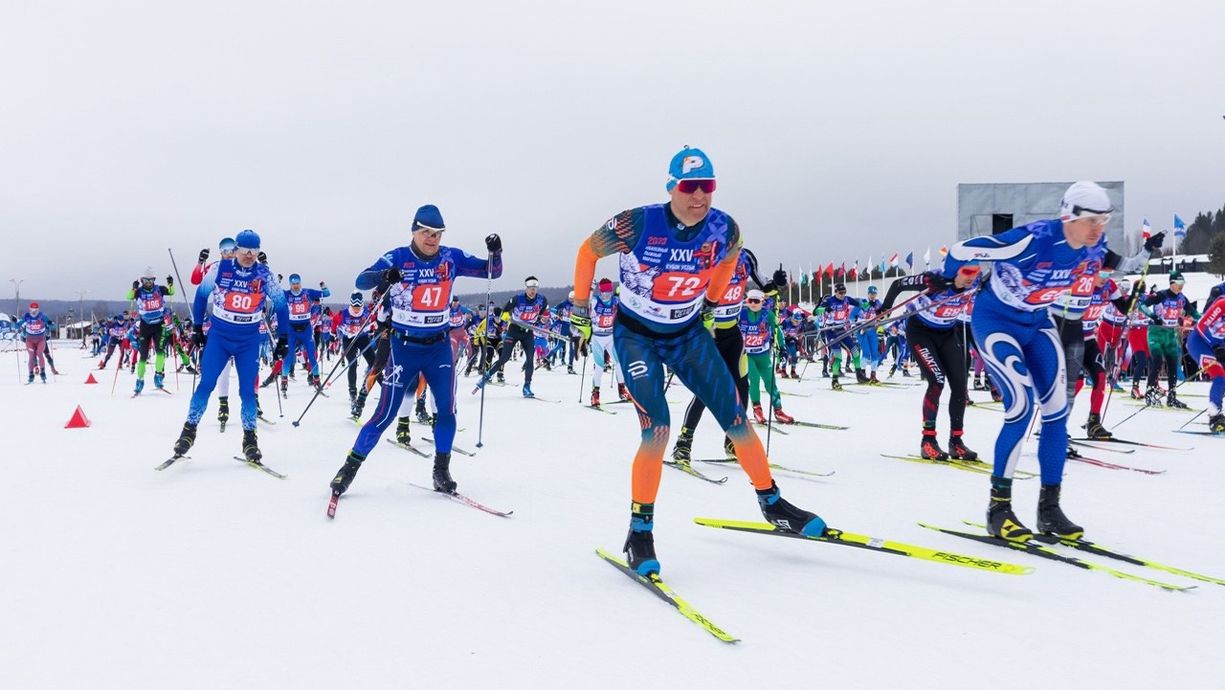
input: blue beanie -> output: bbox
[666,146,715,192]
[235,229,261,250]
[288,273,302,284]
[412,204,445,232]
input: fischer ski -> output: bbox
[919,523,1193,592]
[664,461,728,484]
[788,420,850,431]
[752,421,789,435]
[585,405,619,415]
[697,458,835,478]
[693,518,1033,576]
[421,436,477,457]
[1030,532,1225,587]
[386,438,430,457]
[879,453,1037,479]
[327,492,340,519]
[595,547,738,643]
[233,456,287,479]
[406,482,513,517]
[1069,436,1191,452]
[1068,454,1165,475]
[154,455,189,471]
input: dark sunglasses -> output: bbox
[746,298,763,304]
[676,179,716,194]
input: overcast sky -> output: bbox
[3,0,1224,302]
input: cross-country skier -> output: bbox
[281,274,330,393]
[740,289,794,423]
[1139,272,1199,408]
[475,276,547,397]
[16,303,54,383]
[1187,295,1225,433]
[127,269,176,395]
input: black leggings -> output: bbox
[681,326,750,432]
[490,326,535,385]
[906,318,967,433]
[342,335,375,393]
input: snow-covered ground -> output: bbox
[4,280,1224,690]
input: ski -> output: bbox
[1068,454,1165,475]
[595,548,738,643]
[525,396,563,404]
[788,420,850,431]
[233,456,287,479]
[154,455,189,471]
[780,390,812,398]
[258,415,278,425]
[386,438,430,457]
[961,522,1225,587]
[1067,438,1134,454]
[832,387,868,395]
[219,421,227,434]
[1173,429,1224,438]
[752,421,789,436]
[406,482,513,517]
[585,405,619,415]
[693,518,1033,575]
[327,492,340,519]
[421,436,477,457]
[697,458,835,478]
[664,460,728,484]
[918,523,1192,592]
[879,453,1037,479]
[1069,436,1190,452]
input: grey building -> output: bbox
[957,181,1134,254]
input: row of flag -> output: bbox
[1140,214,1187,240]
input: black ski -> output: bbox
[233,456,287,479]
[154,455,189,471]
[386,438,430,457]
[406,482,513,517]
[664,460,728,484]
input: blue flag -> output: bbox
[905,252,914,271]
[1173,214,1187,238]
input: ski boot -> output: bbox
[671,427,693,467]
[395,417,412,445]
[415,397,430,423]
[27,373,34,384]
[855,368,869,384]
[496,371,505,384]
[752,403,767,425]
[990,386,1003,403]
[590,386,601,408]
[172,422,198,456]
[279,376,289,398]
[330,451,364,496]
[920,431,948,460]
[522,383,535,398]
[134,379,145,396]
[887,364,897,378]
[432,452,457,493]
[218,396,230,428]
[309,374,322,392]
[260,371,277,388]
[723,435,736,459]
[1143,387,1162,406]
[757,481,826,536]
[1209,413,1225,434]
[567,364,576,375]
[184,363,197,374]
[40,371,47,383]
[1130,383,1142,400]
[1167,391,1189,410]
[778,368,789,379]
[352,389,369,419]
[624,503,659,576]
[1084,413,1112,440]
[617,383,628,401]
[1036,484,1084,540]
[831,376,842,390]
[154,372,165,390]
[97,359,108,370]
[241,429,262,463]
[901,365,911,378]
[789,366,799,379]
[947,430,977,461]
[348,387,357,407]
[868,371,879,385]
[973,374,985,391]
[986,477,1032,542]
[773,407,795,424]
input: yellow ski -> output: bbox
[595,548,739,643]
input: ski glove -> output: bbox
[1144,231,1166,253]
[379,267,403,291]
[485,233,502,254]
[191,325,206,348]
[772,269,788,290]
[1214,346,1225,364]
[273,335,289,360]
[198,248,210,264]
[701,298,717,334]
[570,304,591,342]
[257,251,268,264]
[166,275,174,286]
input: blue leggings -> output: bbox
[286,327,319,376]
[972,301,1068,484]
[1187,331,1225,412]
[352,334,457,456]
[858,330,881,368]
[187,329,261,431]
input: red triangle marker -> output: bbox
[65,405,92,429]
[85,373,99,384]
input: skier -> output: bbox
[586,278,622,406]
[570,146,825,576]
[1062,272,1131,439]
[475,276,546,397]
[740,289,794,424]
[670,248,780,463]
[98,314,131,369]
[854,285,884,384]
[880,265,981,460]
[1186,294,1225,433]
[447,295,474,366]
[1139,272,1199,408]
[555,290,578,374]
[127,269,176,395]
[171,229,289,463]
[817,283,862,388]
[1125,285,1151,399]
[945,180,1163,542]
[1097,278,1131,392]
[16,303,54,383]
[279,274,330,393]
[780,310,804,379]
[339,291,377,416]
[329,204,502,499]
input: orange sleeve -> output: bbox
[573,236,602,304]
[704,240,742,302]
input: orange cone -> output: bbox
[65,405,91,429]
[85,373,99,384]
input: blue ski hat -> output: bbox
[350,291,363,305]
[666,146,715,192]
[288,273,302,284]
[219,236,236,252]
[867,285,878,294]
[235,229,261,250]
[412,204,445,232]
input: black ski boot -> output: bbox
[173,422,198,456]
[415,397,430,423]
[309,374,322,392]
[855,368,869,384]
[432,452,457,493]
[671,427,693,466]
[920,431,948,460]
[1167,391,1189,410]
[279,376,289,398]
[986,476,1032,542]
[1084,412,1112,440]
[1144,387,1163,406]
[395,417,411,445]
[352,389,369,418]
[1036,484,1084,540]
[947,431,978,461]
[623,502,659,576]
[260,370,277,388]
[217,396,230,428]
[1210,413,1225,434]
[723,435,736,459]
[242,429,262,463]
[757,481,826,536]
[330,452,364,495]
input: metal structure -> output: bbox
[957,181,1133,254]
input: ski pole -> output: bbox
[1109,377,1193,430]
[263,317,285,419]
[476,261,494,450]
[166,248,197,396]
[1101,262,1153,424]
[1178,408,1207,431]
[576,344,589,404]
[291,292,387,426]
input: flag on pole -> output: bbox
[923,247,931,268]
[888,252,899,267]
[905,252,913,272]
[836,263,845,279]
[825,262,835,278]
[1141,217,1151,239]
[1173,214,1187,239]
[850,260,859,280]
[939,246,949,257]
[867,256,873,279]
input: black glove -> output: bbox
[132,280,139,290]
[1215,346,1225,363]
[923,273,951,292]
[485,233,502,254]
[192,325,206,348]
[273,335,289,360]
[772,269,788,289]
[197,248,210,264]
[166,275,174,286]
[258,251,268,264]
[379,267,403,291]
[1144,231,1166,252]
